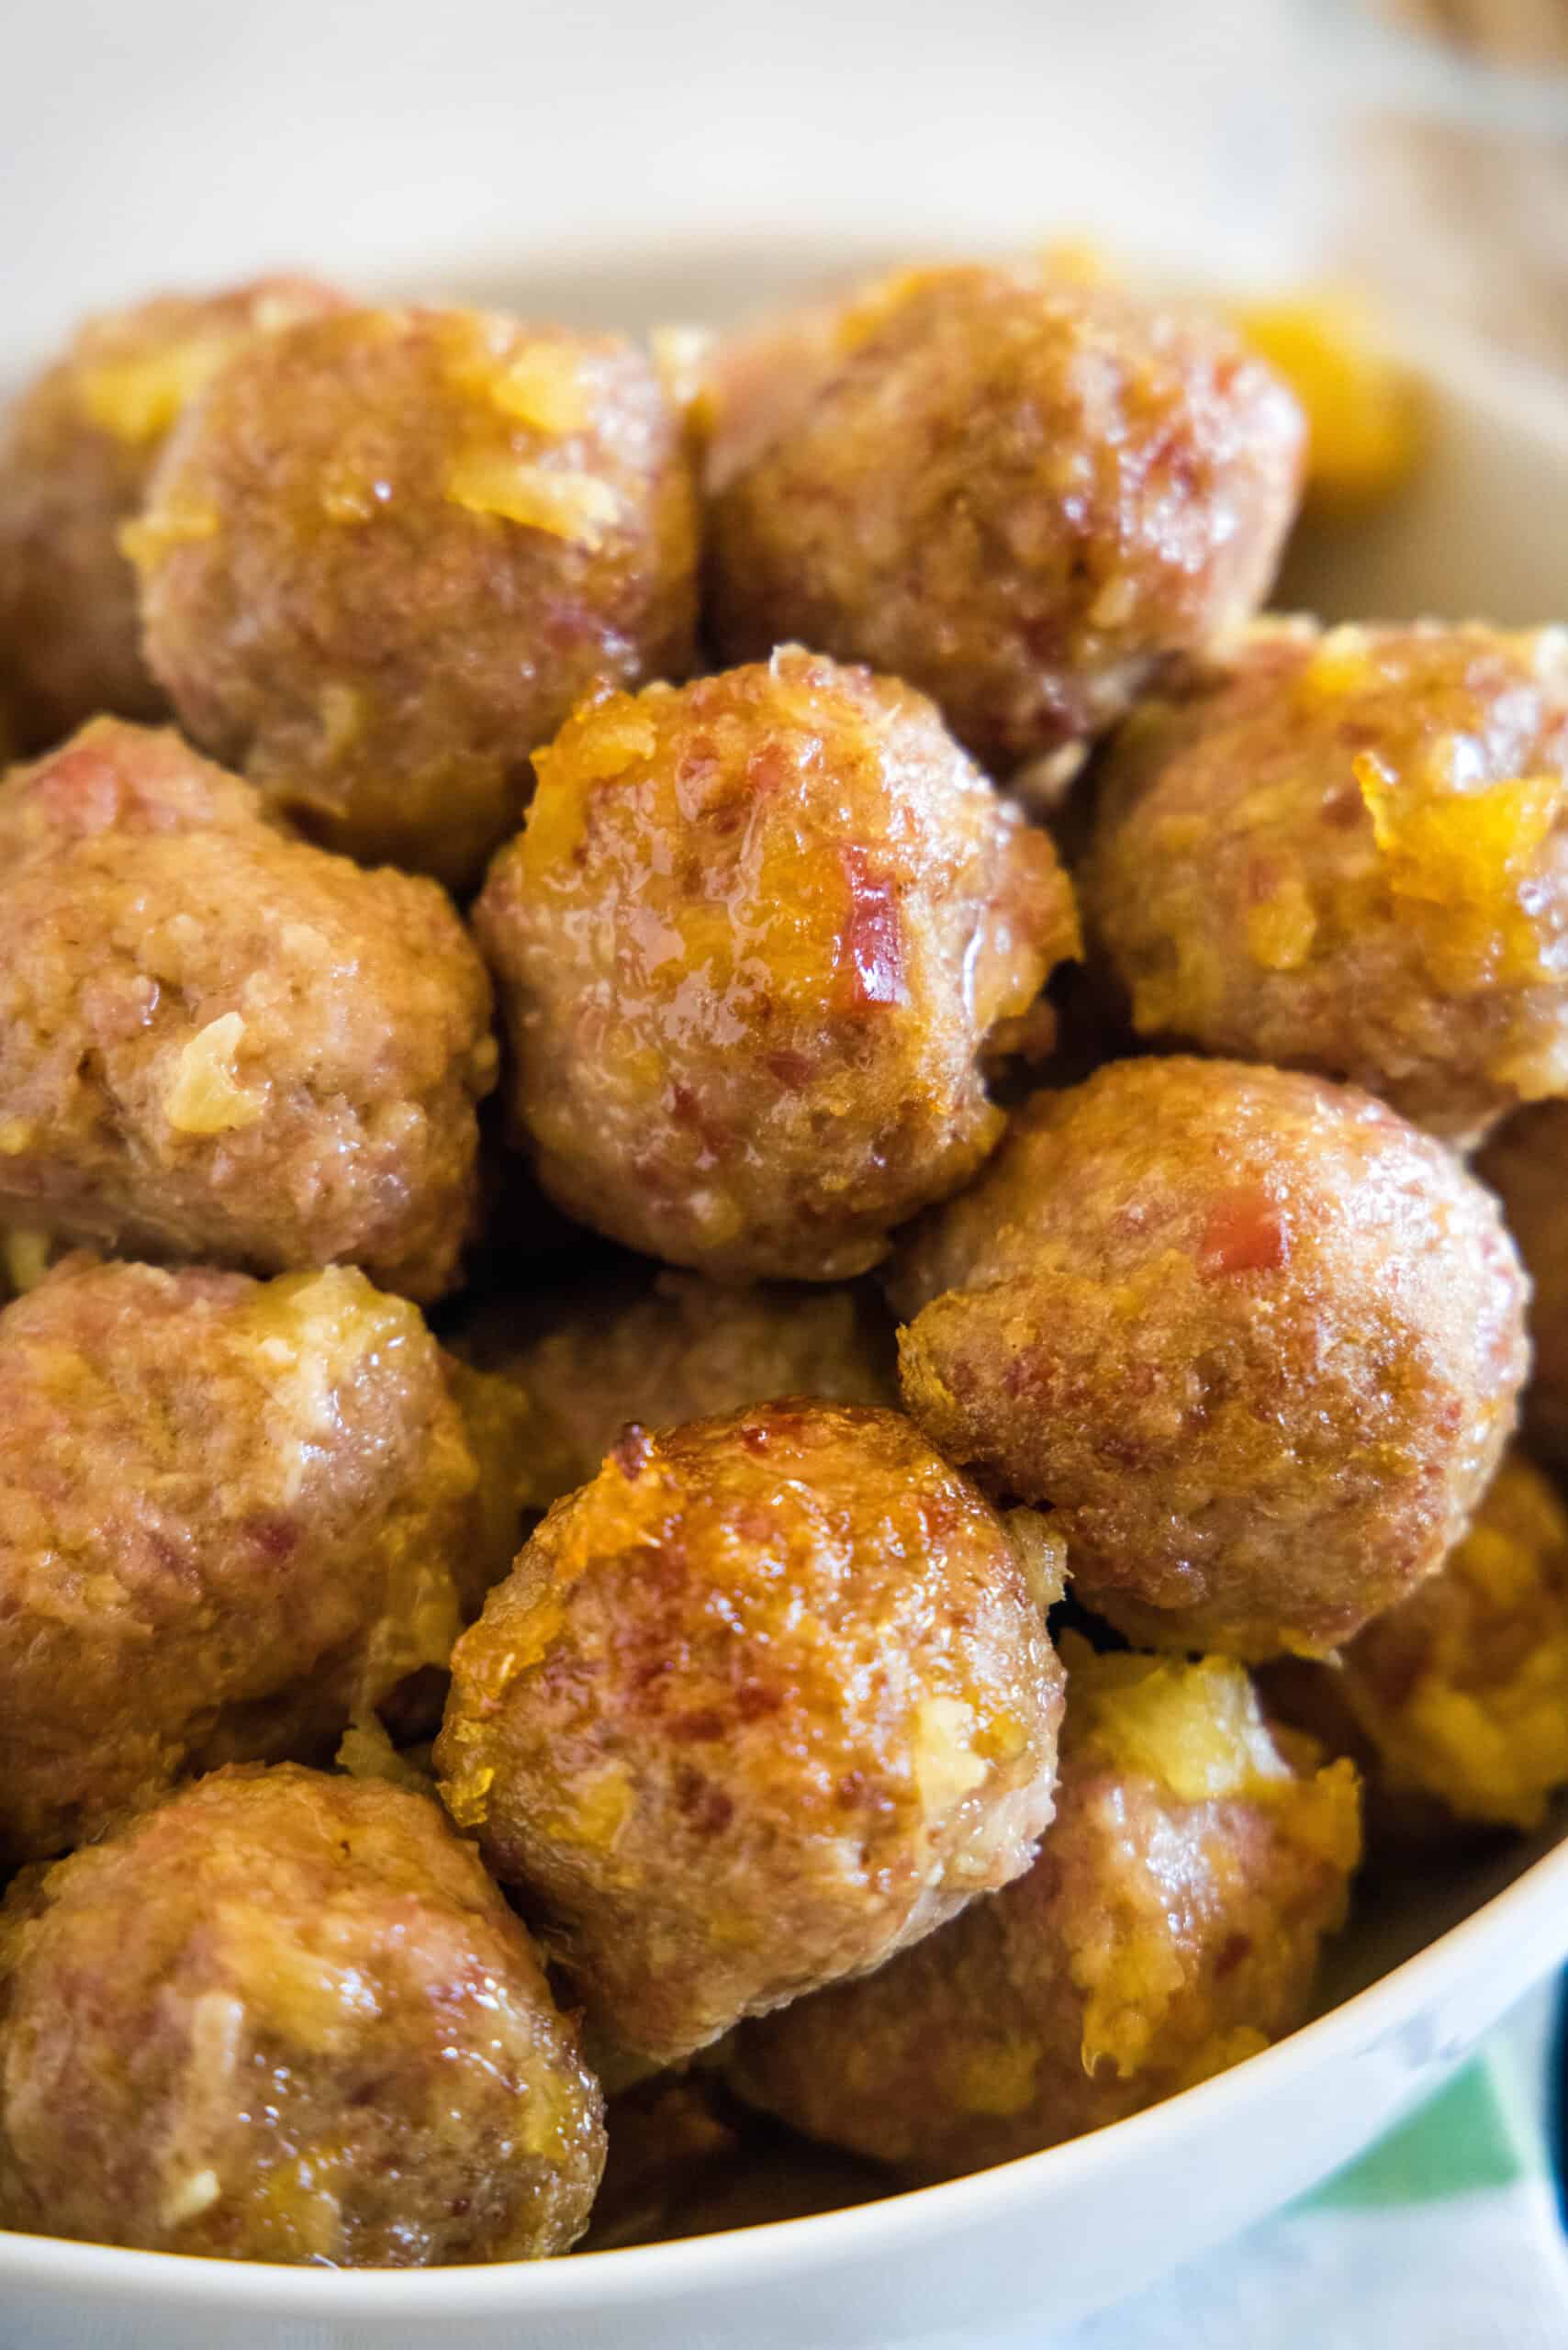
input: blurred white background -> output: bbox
[5,0,1340,353]
[5,2,1567,362]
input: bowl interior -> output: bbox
[4,235,1568,2334]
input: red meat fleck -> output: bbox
[1199,1189,1290,1277]
[837,847,907,1009]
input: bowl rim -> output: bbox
[4,1770,1566,2316]
[6,282,1568,2325]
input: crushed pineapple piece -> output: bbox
[2,1229,53,1293]
[118,501,221,569]
[1355,750,1562,986]
[1301,621,1375,699]
[912,1695,990,1814]
[159,2168,223,2230]
[1065,1638,1291,1805]
[486,342,591,436]
[75,335,236,445]
[1345,1456,1568,1829]
[1247,875,1318,971]
[335,1718,435,1796]
[445,455,620,546]
[1237,297,1425,513]
[163,1013,264,1136]
[540,1768,634,1855]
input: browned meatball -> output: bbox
[727,1638,1360,2178]
[0,720,494,1299]
[455,1269,897,1514]
[133,306,699,887]
[435,1401,1067,2065]
[0,278,344,751]
[1086,620,1568,1142]
[706,264,1304,777]
[0,1255,497,1863]
[0,1767,604,2262]
[475,651,1079,1281]
[1477,1102,1568,1462]
[892,1058,1529,1659]
[1293,1452,1568,1832]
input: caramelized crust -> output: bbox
[0,1768,604,2262]
[476,649,1078,1278]
[135,307,699,885]
[708,263,1304,773]
[728,1639,1360,2178]
[0,720,494,1299]
[1087,619,1568,1142]
[437,1400,1066,2065]
[892,1058,1529,1658]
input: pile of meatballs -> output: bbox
[0,252,1564,2272]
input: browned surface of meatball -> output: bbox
[436,1401,1067,2065]
[727,1639,1361,2178]
[455,1269,897,1514]
[0,1256,491,1863]
[892,1058,1529,1659]
[0,720,494,1298]
[1303,1452,1568,1831]
[0,1767,604,2262]
[0,278,344,752]
[476,650,1078,1281]
[1477,1102,1568,1461]
[133,307,699,887]
[1086,620,1568,1142]
[706,264,1304,775]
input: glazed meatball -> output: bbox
[0,1767,604,2262]
[435,1401,1067,2065]
[456,1269,897,1514]
[706,263,1304,777]
[1086,620,1568,1142]
[133,306,699,886]
[0,1255,496,1863]
[0,277,343,751]
[891,1058,1529,1659]
[1294,1452,1568,1833]
[726,1639,1361,2178]
[475,651,1079,1281]
[0,720,494,1299]
[1477,1102,1568,1462]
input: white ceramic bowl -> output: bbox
[4,251,1568,2350]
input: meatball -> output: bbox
[0,1767,604,2262]
[0,277,343,752]
[1086,619,1568,1142]
[706,263,1304,777]
[1293,1452,1568,1833]
[475,651,1079,1281]
[726,1638,1361,2179]
[455,1268,897,1514]
[1477,1102,1568,1462]
[0,719,494,1299]
[0,1255,496,1863]
[891,1058,1529,1659]
[435,1401,1067,2065]
[133,306,699,887]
